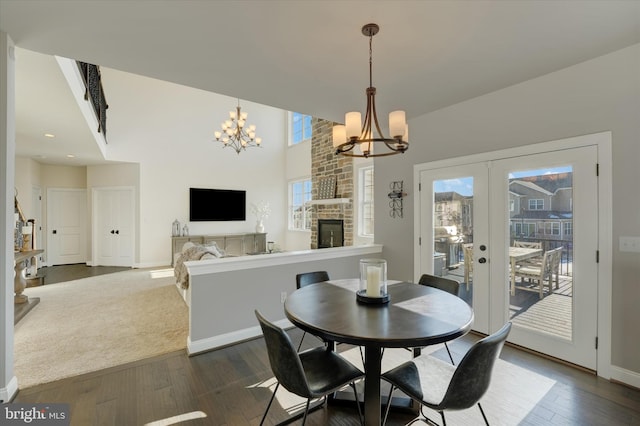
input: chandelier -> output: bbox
[214,100,262,154]
[333,23,409,158]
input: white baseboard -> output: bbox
[187,319,293,355]
[0,376,18,403]
[610,365,640,389]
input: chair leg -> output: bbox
[382,385,396,426]
[260,382,280,425]
[301,399,311,425]
[296,331,307,352]
[477,402,490,425]
[350,382,364,426]
[440,411,447,426]
[444,342,455,365]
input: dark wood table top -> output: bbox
[284,280,474,348]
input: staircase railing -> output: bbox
[77,61,108,140]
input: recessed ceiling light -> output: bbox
[44,133,55,138]
[66,154,75,158]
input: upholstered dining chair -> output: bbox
[295,271,330,351]
[417,274,462,364]
[382,322,512,426]
[255,310,364,426]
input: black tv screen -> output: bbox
[189,188,246,221]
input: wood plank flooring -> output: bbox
[12,327,640,426]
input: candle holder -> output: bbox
[357,258,389,304]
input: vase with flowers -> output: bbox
[251,201,271,233]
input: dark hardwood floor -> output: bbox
[12,327,640,425]
[36,263,131,285]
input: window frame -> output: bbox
[528,199,544,210]
[288,112,313,146]
[288,177,312,231]
[358,165,375,237]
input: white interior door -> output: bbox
[417,144,599,369]
[47,188,87,265]
[94,187,134,267]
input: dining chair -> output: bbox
[255,310,364,426]
[382,322,512,426]
[295,271,330,351]
[514,247,563,299]
[416,274,461,364]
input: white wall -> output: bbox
[284,138,311,250]
[100,69,288,266]
[374,44,640,375]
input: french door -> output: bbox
[417,144,599,369]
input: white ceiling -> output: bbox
[2,0,639,166]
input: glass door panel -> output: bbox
[419,164,490,334]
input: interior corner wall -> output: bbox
[374,44,640,374]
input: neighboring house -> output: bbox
[509,173,573,244]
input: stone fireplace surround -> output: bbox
[310,118,353,249]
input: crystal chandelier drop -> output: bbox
[214,99,262,154]
[333,23,409,158]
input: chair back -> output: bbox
[418,274,461,297]
[439,322,512,410]
[255,310,311,397]
[514,240,542,249]
[296,271,330,289]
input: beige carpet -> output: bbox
[14,268,188,388]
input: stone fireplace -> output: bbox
[310,118,354,249]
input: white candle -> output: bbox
[366,266,381,297]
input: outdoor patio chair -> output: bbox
[513,240,543,268]
[514,247,563,299]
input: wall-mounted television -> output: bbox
[189,188,246,221]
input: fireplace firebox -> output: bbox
[318,219,344,248]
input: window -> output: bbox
[563,221,573,236]
[510,199,515,212]
[543,222,560,235]
[290,112,312,145]
[514,222,535,237]
[359,166,374,236]
[289,178,312,230]
[529,199,544,210]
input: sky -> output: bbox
[433,166,572,196]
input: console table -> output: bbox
[14,249,43,304]
[171,233,266,265]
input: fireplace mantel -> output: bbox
[306,198,351,206]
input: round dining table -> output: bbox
[284,279,474,426]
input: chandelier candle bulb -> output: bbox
[346,112,362,139]
[333,125,346,148]
[389,110,406,138]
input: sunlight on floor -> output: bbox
[149,268,174,279]
[144,411,207,426]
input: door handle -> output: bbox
[478,257,487,264]
[110,230,115,234]
[52,230,57,234]
[115,230,119,235]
